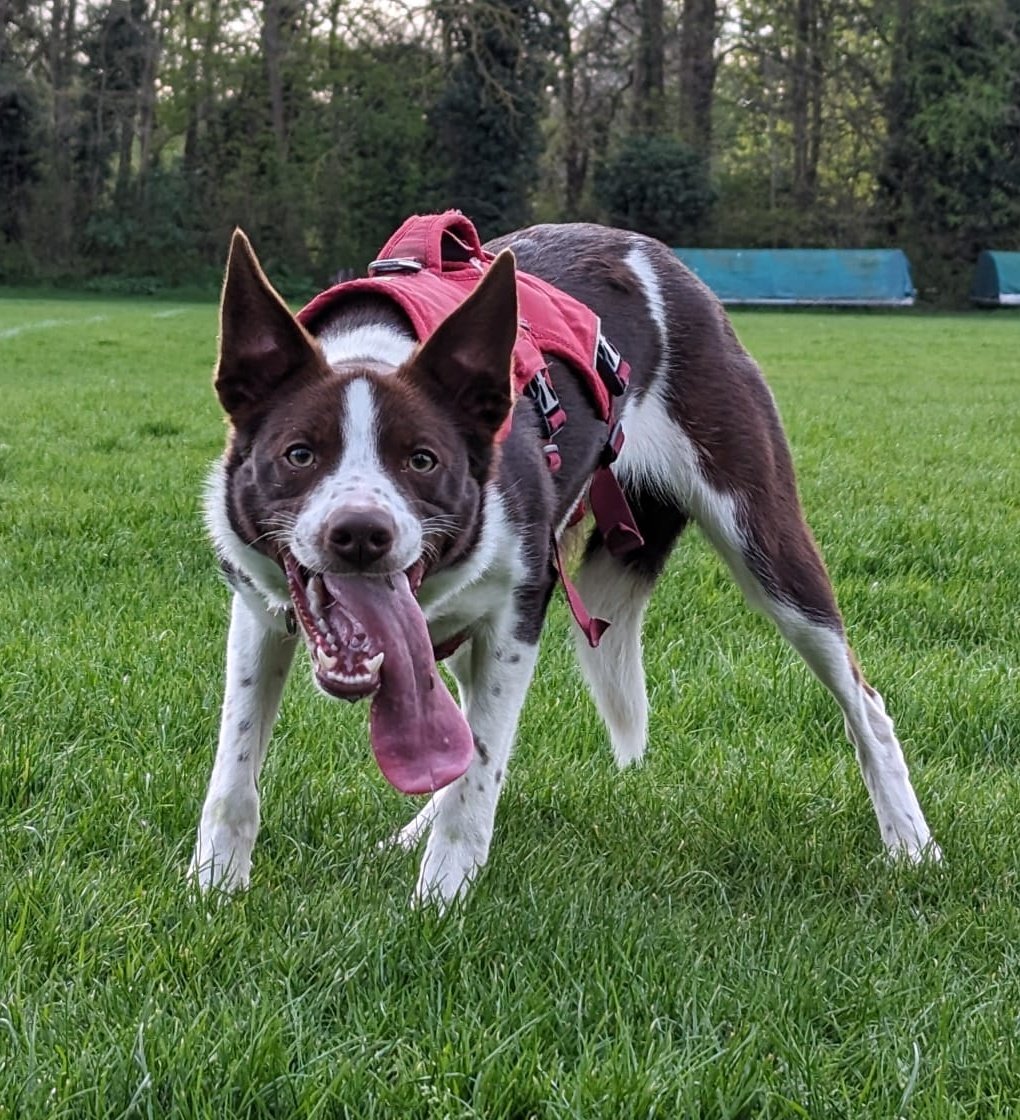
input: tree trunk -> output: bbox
[678,0,717,157]
[561,47,586,214]
[880,0,915,236]
[632,0,665,133]
[136,2,162,188]
[116,114,134,202]
[49,0,76,259]
[791,0,812,205]
[549,0,586,215]
[806,6,826,204]
[182,0,200,169]
[262,0,289,163]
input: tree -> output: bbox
[678,0,719,158]
[632,0,665,133]
[879,0,1020,296]
[431,0,556,234]
[0,68,44,245]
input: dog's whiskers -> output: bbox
[418,514,461,569]
[420,515,461,537]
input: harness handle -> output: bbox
[374,210,488,274]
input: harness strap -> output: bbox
[551,536,610,648]
[432,629,470,662]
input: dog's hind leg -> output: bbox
[189,590,297,892]
[692,459,935,860]
[573,491,689,767]
[616,371,937,861]
[705,502,940,862]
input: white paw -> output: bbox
[891,837,943,866]
[188,846,251,893]
[609,721,648,768]
[379,792,447,853]
[380,820,427,853]
[412,834,485,912]
[189,817,255,894]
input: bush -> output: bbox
[594,135,715,245]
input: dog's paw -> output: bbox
[188,846,251,894]
[411,834,484,912]
[887,836,943,866]
[189,820,255,894]
[380,793,446,854]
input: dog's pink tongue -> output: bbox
[321,572,475,794]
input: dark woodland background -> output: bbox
[1,0,1018,303]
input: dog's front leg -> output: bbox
[413,622,540,910]
[190,590,297,892]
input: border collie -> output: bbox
[190,221,938,906]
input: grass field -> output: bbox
[1,293,1019,1118]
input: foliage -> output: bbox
[0,0,1018,301]
[313,42,447,270]
[0,66,45,245]
[880,0,1020,301]
[431,0,557,234]
[594,134,715,244]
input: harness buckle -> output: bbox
[543,443,562,472]
[595,334,628,396]
[600,420,626,467]
[367,257,424,275]
[525,369,566,436]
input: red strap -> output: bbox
[432,629,470,662]
[552,536,610,648]
[589,467,643,557]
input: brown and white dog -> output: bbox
[190,222,938,906]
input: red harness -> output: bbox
[298,212,643,646]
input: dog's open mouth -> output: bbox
[283,554,474,795]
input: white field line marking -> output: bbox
[0,314,109,340]
[0,306,188,340]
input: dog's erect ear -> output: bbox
[407,250,518,442]
[214,229,321,419]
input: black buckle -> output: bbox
[525,369,564,433]
[600,420,625,467]
[595,335,628,396]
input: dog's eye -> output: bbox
[285,445,315,468]
[407,449,438,473]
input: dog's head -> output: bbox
[211,230,519,792]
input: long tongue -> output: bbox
[321,572,475,794]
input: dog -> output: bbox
[190,217,938,906]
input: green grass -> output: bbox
[1,295,1019,1118]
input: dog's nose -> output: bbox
[325,509,396,569]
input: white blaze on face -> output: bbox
[291,377,423,572]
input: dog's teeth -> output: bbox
[364,652,384,675]
[316,648,338,671]
[307,575,324,615]
[327,671,371,685]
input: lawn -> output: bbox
[1,294,1018,1118]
